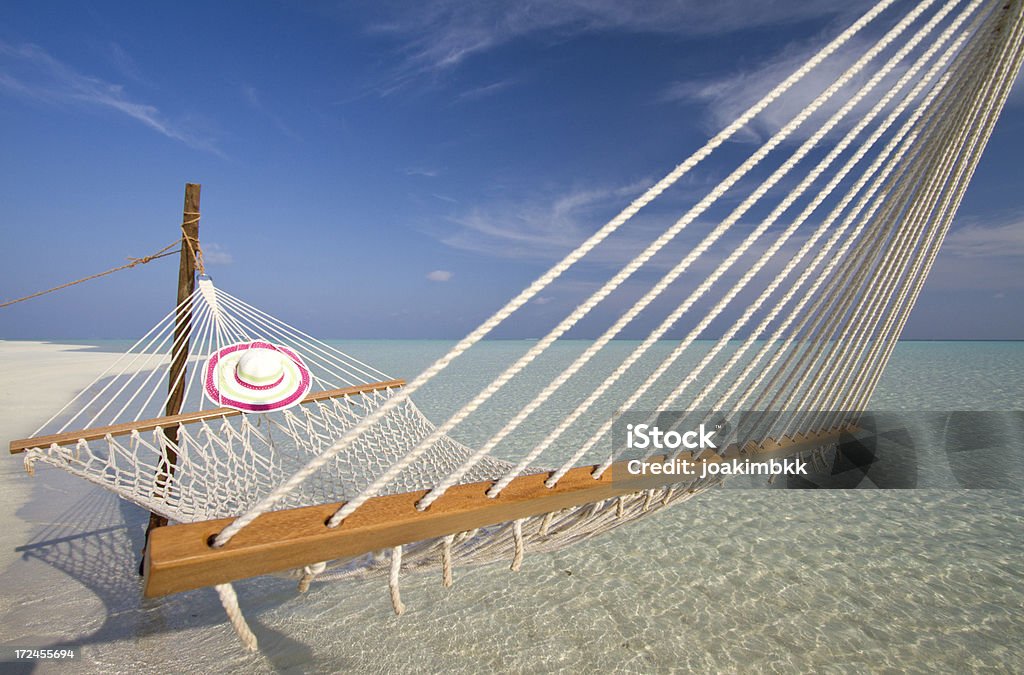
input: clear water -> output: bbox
[2,341,1022,673]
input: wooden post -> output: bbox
[141,183,201,571]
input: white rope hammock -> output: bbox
[13,0,1024,650]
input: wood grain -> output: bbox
[149,182,202,532]
[9,379,405,454]
[143,427,851,597]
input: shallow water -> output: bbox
[1,341,1022,673]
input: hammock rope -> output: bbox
[724,0,1009,429]
[493,0,986,494]
[12,0,1024,652]
[205,0,914,546]
[337,0,947,519]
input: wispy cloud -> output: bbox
[0,40,219,154]
[455,77,518,102]
[440,187,611,259]
[660,32,881,142]
[923,217,1024,291]
[367,0,860,73]
[426,269,453,281]
[101,41,147,85]
[203,243,234,265]
[431,178,843,326]
[435,178,657,260]
[241,85,302,142]
[943,219,1024,258]
[404,166,441,177]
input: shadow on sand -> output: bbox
[7,479,322,670]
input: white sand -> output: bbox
[0,342,130,570]
[0,342,257,672]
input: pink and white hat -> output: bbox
[203,341,312,413]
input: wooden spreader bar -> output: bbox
[143,427,852,597]
[8,379,405,454]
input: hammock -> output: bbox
[11,0,1024,650]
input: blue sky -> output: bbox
[1,0,1022,340]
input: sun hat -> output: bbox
[203,341,312,413]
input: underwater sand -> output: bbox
[0,340,1021,673]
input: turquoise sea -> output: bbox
[2,340,1022,673]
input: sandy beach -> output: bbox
[0,342,264,672]
[0,342,132,574]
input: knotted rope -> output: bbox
[181,213,204,275]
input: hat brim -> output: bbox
[203,341,312,413]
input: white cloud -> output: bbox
[427,269,453,281]
[405,166,440,177]
[455,78,518,102]
[661,30,911,144]
[241,84,301,142]
[0,40,219,154]
[202,243,233,265]
[368,0,862,73]
[438,179,651,260]
[942,219,1024,258]
[659,2,1011,145]
[922,217,1024,291]
[103,41,145,84]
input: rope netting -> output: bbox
[15,0,1024,649]
[22,280,516,522]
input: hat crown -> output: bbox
[205,341,311,413]
[235,348,285,386]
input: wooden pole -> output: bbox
[141,183,201,571]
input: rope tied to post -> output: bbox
[0,240,181,309]
[181,212,204,275]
